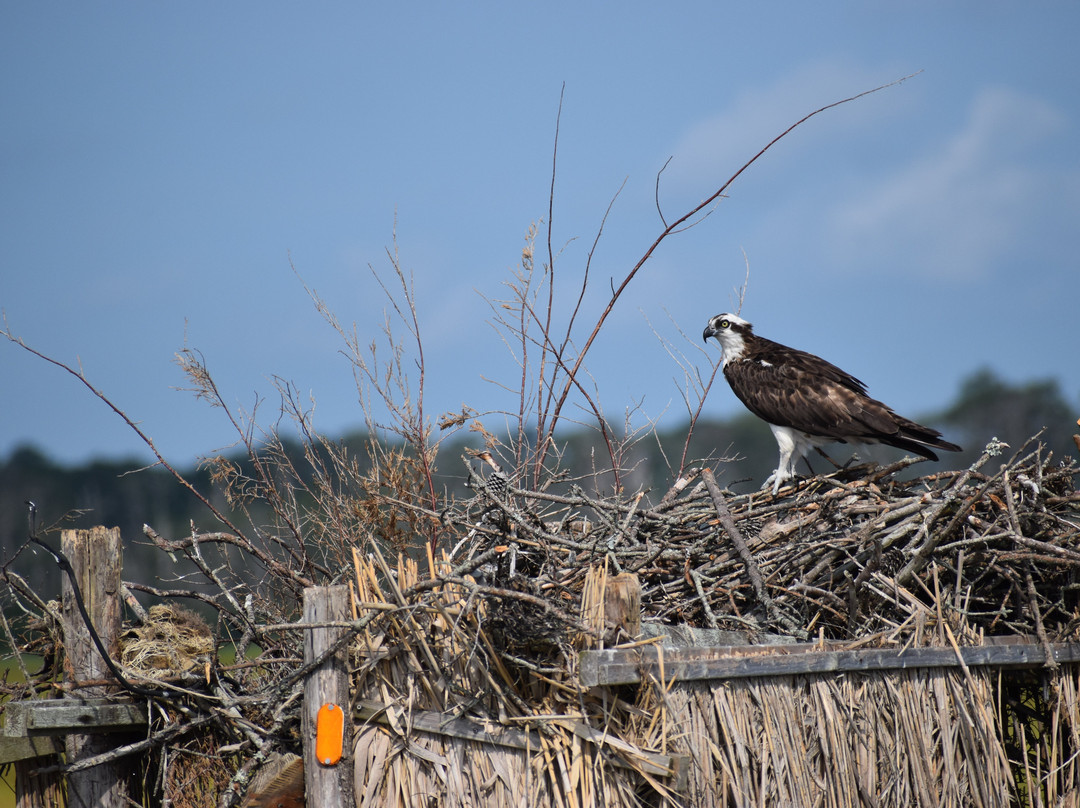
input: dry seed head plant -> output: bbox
[2,78,1080,808]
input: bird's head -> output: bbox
[703,313,752,362]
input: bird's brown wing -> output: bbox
[722,336,960,459]
[724,345,904,441]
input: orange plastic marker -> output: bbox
[315,703,345,766]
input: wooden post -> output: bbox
[302,586,353,805]
[61,526,129,808]
[605,572,642,641]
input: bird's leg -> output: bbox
[765,426,802,495]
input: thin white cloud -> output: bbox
[661,61,913,197]
[825,86,1068,280]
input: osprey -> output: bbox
[703,313,961,494]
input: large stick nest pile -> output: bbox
[461,435,1080,651]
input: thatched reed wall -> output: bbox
[345,550,1080,808]
[666,651,1078,807]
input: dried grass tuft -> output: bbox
[120,603,214,678]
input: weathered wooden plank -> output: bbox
[356,700,688,786]
[356,700,539,750]
[0,735,62,765]
[570,721,688,788]
[3,700,147,737]
[579,640,1080,687]
[302,586,353,805]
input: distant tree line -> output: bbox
[2,367,1076,605]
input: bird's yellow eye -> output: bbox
[720,319,729,329]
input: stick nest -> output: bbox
[460,436,1080,649]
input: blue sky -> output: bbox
[3,3,1078,467]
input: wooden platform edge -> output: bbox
[356,700,688,788]
[3,699,149,739]
[0,734,63,765]
[579,640,1080,687]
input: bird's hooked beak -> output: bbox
[702,323,717,343]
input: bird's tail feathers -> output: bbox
[887,422,962,461]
